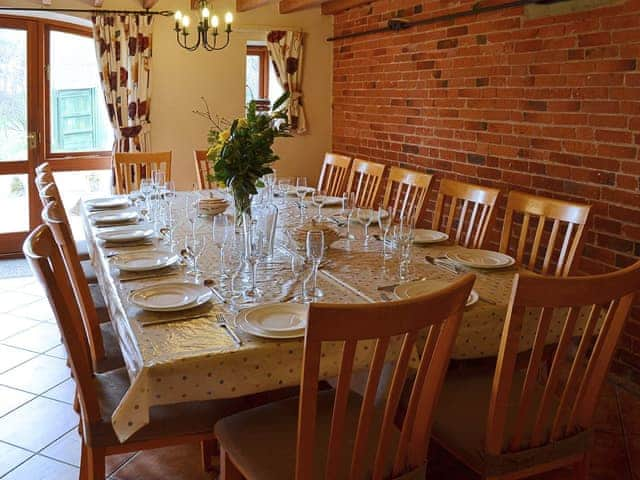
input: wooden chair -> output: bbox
[214,273,476,480]
[114,151,172,194]
[382,166,433,225]
[23,224,255,480]
[345,158,386,208]
[430,262,640,479]
[194,149,215,190]
[317,153,351,197]
[35,161,52,175]
[35,171,55,191]
[42,201,123,373]
[499,191,591,276]
[432,179,500,249]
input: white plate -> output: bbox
[394,279,478,307]
[447,250,515,269]
[129,282,213,312]
[413,229,449,244]
[97,227,154,243]
[112,250,179,272]
[236,303,308,339]
[91,209,139,225]
[85,196,130,210]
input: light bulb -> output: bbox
[174,10,183,21]
[201,6,210,18]
[211,15,219,28]
[224,12,233,24]
[182,15,190,28]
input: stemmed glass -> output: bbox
[221,241,242,302]
[378,205,394,260]
[276,177,291,205]
[341,192,355,240]
[291,254,311,303]
[139,179,153,222]
[212,213,230,271]
[244,225,264,302]
[306,231,325,301]
[394,218,414,280]
[185,233,207,280]
[356,207,375,247]
[312,189,328,221]
[295,177,309,223]
[185,193,200,238]
[264,170,277,202]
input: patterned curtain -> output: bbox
[92,14,153,153]
[266,30,306,134]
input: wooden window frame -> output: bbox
[246,45,269,100]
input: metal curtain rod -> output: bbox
[327,0,571,42]
[0,7,173,16]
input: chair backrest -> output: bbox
[35,162,52,175]
[194,149,215,190]
[296,273,476,480]
[432,179,500,249]
[499,191,591,276]
[317,153,351,197]
[345,158,386,208]
[23,225,103,429]
[382,167,433,225]
[486,263,640,457]
[41,201,105,366]
[37,181,62,208]
[35,171,55,191]
[114,151,172,194]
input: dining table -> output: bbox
[80,190,584,443]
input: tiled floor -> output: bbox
[0,273,637,479]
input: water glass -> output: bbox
[378,206,394,260]
[221,242,242,299]
[341,192,355,240]
[356,207,375,246]
[264,170,277,202]
[139,179,153,221]
[291,255,312,303]
[306,231,325,301]
[295,177,309,222]
[394,222,414,280]
[277,177,292,205]
[312,189,328,221]
[212,213,230,267]
[244,225,264,302]
[185,233,207,280]
[185,193,200,238]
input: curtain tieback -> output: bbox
[116,121,151,140]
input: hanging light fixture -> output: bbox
[174,0,233,51]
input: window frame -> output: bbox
[246,45,270,100]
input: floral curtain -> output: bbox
[92,14,153,153]
[266,30,306,134]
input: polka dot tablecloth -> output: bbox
[81,193,589,442]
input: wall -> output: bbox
[1,0,333,188]
[332,0,640,386]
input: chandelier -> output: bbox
[173,0,233,52]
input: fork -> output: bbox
[216,313,243,346]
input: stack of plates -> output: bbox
[97,226,155,245]
[85,196,130,211]
[413,229,449,245]
[90,209,139,226]
[235,303,308,339]
[447,250,515,269]
[129,282,213,312]
[199,197,229,216]
[112,250,179,272]
[394,279,479,307]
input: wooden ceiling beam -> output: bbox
[279,0,322,14]
[236,0,270,12]
[321,0,371,15]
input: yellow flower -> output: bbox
[237,118,248,128]
[219,129,231,143]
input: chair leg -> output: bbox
[201,439,219,472]
[574,452,590,480]
[86,446,106,480]
[220,447,244,480]
[79,443,88,480]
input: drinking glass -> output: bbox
[312,189,328,221]
[291,255,311,303]
[341,192,355,240]
[378,205,394,260]
[212,213,230,269]
[306,231,325,301]
[277,177,292,205]
[185,193,200,238]
[151,170,165,191]
[139,179,153,221]
[264,170,277,202]
[295,177,309,222]
[221,241,242,300]
[185,233,207,280]
[356,207,375,246]
[244,226,264,302]
[394,220,414,280]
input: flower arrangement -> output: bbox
[204,94,290,218]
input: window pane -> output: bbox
[49,30,113,153]
[0,174,29,233]
[246,54,261,101]
[0,28,27,162]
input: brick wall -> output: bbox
[332,0,640,387]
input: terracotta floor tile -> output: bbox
[111,444,215,480]
[2,322,62,353]
[41,429,81,467]
[0,354,70,394]
[0,292,41,314]
[43,378,76,404]
[2,453,78,480]
[45,343,68,360]
[0,344,38,374]
[0,441,32,477]
[9,300,55,322]
[0,313,40,341]
[0,385,35,418]
[618,388,640,436]
[0,397,78,451]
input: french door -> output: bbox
[0,15,112,256]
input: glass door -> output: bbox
[0,17,39,255]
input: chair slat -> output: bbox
[318,153,351,197]
[382,167,432,225]
[542,219,561,275]
[529,215,547,270]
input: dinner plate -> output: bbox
[446,250,515,269]
[85,196,130,210]
[235,303,308,339]
[97,227,154,244]
[394,279,479,307]
[112,250,179,272]
[413,229,449,244]
[129,282,213,312]
[90,209,139,225]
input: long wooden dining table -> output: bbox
[81,191,571,442]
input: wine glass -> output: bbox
[139,179,153,221]
[394,220,414,280]
[356,207,375,247]
[221,241,242,301]
[244,225,264,302]
[306,230,324,301]
[291,254,311,303]
[312,189,328,221]
[185,233,207,280]
[295,177,309,222]
[378,205,394,260]
[185,193,200,238]
[276,177,291,205]
[341,192,355,240]
[212,213,230,269]
[151,170,165,192]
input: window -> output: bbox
[245,44,284,109]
